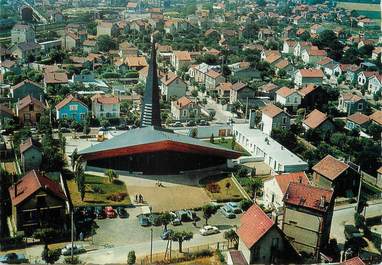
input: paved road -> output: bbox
[331,202,382,246]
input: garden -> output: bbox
[200,174,244,202]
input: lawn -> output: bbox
[67,174,131,206]
[206,138,251,156]
[200,174,244,202]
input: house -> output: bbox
[237,204,299,264]
[10,80,44,101]
[357,71,378,87]
[204,29,220,40]
[39,39,62,53]
[294,41,312,57]
[367,74,382,96]
[126,2,139,13]
[55,94,88,122]
[160,72,187,101]
[344,64,361,83]
[97,21,118,37]
[19,138,42,172]
[171,51,192,71]
[91,94,120,118]
[63,31,80,50]
[282,182,334,259]
[205,70,225,92]
[275,87,302,110]
[8,170,68,234]
[258,28,274,41]
[229,61,260,81]
[294,69,324,88]
[345,112,370,131]
[371,47,382,61]
[274,59,294,76]
[233,124,308,173]
[119,42,138,58]
[301,48,327,64]
[125,56,148,71]
[230,82,254,104]
[259,83,279,100]
[263,171,309,212]
[302,109,335,136]
[261,50,281,65]
[369,110,382,126]
[49,10,64,23]
[0,104,14,127]
[43,72,68,88]
[171,96,200,121]
[342,257,366,265]
[82,39,96,53]
[0,59,19,74]
[299,84,326,110]
[312,154,359,195]
[337,93,367,115]
[11,42,41,60]
[16,95,46,126]
[11,24,35,44]
[282,40,297,54]
[156,44,173,62]
[261,103,290,135]
[357,18,376,28]
[217,82,233,98]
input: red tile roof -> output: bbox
[217,82,233,91]
[347,112,370,125]
[12,80,43,91]
[299,84,317,96]
[312,155,349,181]
[341,93,363,102]
[160,72,181,86]
[17,95,46,111]
[284,182,334,212]
[44,72,68,84]
[0,104,14,117]
[274,172,309,194]
[276,87,296,97]
[91,94,119,104]
[303,109,329,129]
[232,82,247,91]
[55,94,87,110]
[9,170,67,206]
[261,83,279,93]
[19,137,41,154]
[228,250,248,265]
[299,69,324,78]
[237,204,274,248]
[261,103,284,118]
[341,256,365,265]
[369,110,382,125]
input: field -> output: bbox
[67,174,131,206]
[336,2,380,21]
[207,138,251,156]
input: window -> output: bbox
[69,105,78,111]
[100,105,104,111]
[62,113,67,119]
[282,117,287,124]
[358,103,363,110]
[294,97,298,103]
[112,104,116,111]
[80,113,85,120]
[272,238,279,248]
[29,104,34,111]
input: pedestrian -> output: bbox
[135,194,138,202]
[141,194,144,203]
[139,194,142,203]
[79,232,84,241]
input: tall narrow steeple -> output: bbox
[140,41,161,128]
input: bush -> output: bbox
[240,199,253,211]
[64,256,81,264]
[127,251,136,265]
[192,249,212,258]
[33,228,60,243]
[91,184,104,194]
[106,192,128,202]
[216,249,225,262]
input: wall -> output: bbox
[22,147,42,172]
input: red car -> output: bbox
[104,206,116,218]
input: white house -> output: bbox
[205,70,225,91]
[263,172,309,212]
[275,87,302,109]
[301,48,327,64]
[357,71,378,87]
[171,51,192,71]
[294,69,324,88]
[261,103,290,135]
[282,40,297,54]
[160,72,187,101]
[367,74,382,96]
[171,96,200,121]
[233,124,308,173]
[91,94,120,118]
[293,41,312,58]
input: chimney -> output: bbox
[299,176,302,183]
[14,181,17,198]
[285,192,289,200]
[165,74,168,81]
[320,196,326,208]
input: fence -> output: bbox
[361,171,382,189]
[138,240,230,265]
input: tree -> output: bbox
[37,111,52,133]
[83,119,90,136]
[366,123,382,140]
[127,251,136,265]
[170,231,193,253]
[41,245,61,264]
[96,35,117,52]
[249,178,263,201]
[209,134,215,144]
[104,169,118,183]
[100,118,110,129]
[231,135,236,150]
[271,128,298,151]
[224,229,238,248]
[71,149,79,171]
[78,172,85,201]
[240,199,253,211]
[202,204,218,225]
[160,212,173,230]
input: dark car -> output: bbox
[138,215,151,227]
[95,207,106,219]
[0,253,28,264]
[186,120,196,127]
[117,207,128,218]
[149,214,162,226]
[84,206,96,219]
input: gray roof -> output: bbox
[79,126,240,156]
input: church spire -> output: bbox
[140,41,161,128]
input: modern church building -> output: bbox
[79,43,241,175]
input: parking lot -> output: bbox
[91,206,242,246]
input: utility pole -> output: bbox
[71,210,74,263]
[150,227,153,263]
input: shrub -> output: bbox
[33,228,60,243]
[216,249,225,262]
[91,184,104,194]
[206,183,220,193]
[192,249,212,258]
[127,251,136,265]
[106,192,128,202]
[64,256,81,264]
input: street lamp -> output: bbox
[149,206,153,263]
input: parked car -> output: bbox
[116,207,128,218]
[0,253,28,264]
[171,122,183,127]
[198,120,209,126]
[170,212,181,226]
[160,229,173,240]
[138,215,151,227]
[149,213,162,226]
[95,207,106,219]
[186,120,196,126]
[226,202,242,214]
[84,206,96,219]
[220,206,235,219]
[104,206,117,218]
[61,244,86,256]
[200,225,219,236]
[176,210,194,222]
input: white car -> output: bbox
[199,225,219,236]
[61,244,86,256]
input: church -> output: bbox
[79,43,241,175]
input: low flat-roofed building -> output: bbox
[233,124,308,173]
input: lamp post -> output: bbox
[149,206,153,263]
